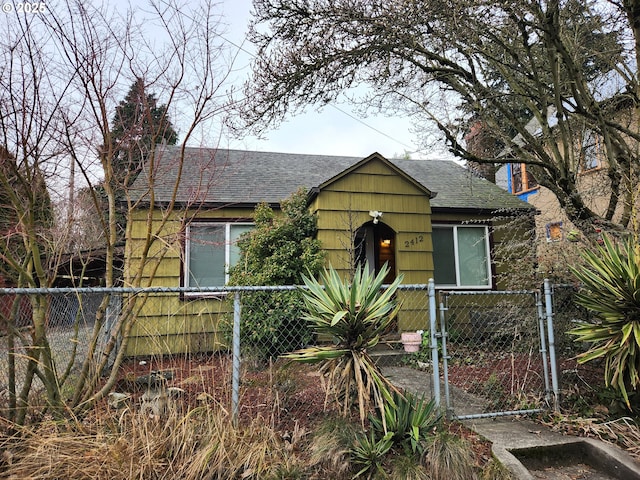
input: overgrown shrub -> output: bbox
[235,290,312,362]
[228,188,324,362]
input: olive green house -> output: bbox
[124,147,534,356]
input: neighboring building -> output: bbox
[124,147,535,356]
[499,128,612,277]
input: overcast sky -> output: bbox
[218,0,446,160]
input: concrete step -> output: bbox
[370,339,407,366]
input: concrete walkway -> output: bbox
[382,365,640,479]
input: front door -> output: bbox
[354,221,396,284]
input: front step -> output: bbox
[370,337,407,366]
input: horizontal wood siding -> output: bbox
[122,155,531,355]
[492,216,536,290]
[396,290,430,331]
[125,208,253,356]
[125,332,222,357]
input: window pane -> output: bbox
[582,131,600,171]
[229,224,253,268]
[511,163,523,193]
[546,222,563,242]
[525,167,538,189]
[457,227,489,286]
[432,228,457,285]
[188,225,225,287]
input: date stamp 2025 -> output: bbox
[2,3,47,14]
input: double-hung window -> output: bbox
[184,221,253,290]
[432,225,491,288]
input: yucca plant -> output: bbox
[351,430,394,479]
[369,390,441,456]
[569,234,640,409]
[283,263,403,424]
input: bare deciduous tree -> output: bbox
[239,0,640,236]
[0,0,237,423]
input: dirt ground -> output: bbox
[114,353,494,467]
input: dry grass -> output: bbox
[423,430,477,480]
[541,413,640,461]
[388,455,430,480]
[0,351,503,479]
[1,405,497,480]
[572,416,640,460]
[0,403,306,480]
[307,416,359,478]
[480,457,515,480]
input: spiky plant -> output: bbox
[283,263,403,424]
[351,430,394,479]
[569,234,640,409]
[369,390,441,455]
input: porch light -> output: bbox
[369,210,383,224]
[381,239,391,247]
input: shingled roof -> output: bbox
[130,146,533,212]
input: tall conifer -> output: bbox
[109,78,178,188]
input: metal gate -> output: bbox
[428,280,559,420]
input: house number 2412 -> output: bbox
[404,235,424,248]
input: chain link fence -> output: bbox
[549,283,603,410]
[0,286,432,427]
[0,291,118,422]
[0,282,583,427]
[438,289,552,419]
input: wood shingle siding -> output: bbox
[123,148,535,356]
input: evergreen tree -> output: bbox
[101,78,178,246]
[229,188,324,286]
[109,78,178,188]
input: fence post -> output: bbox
[428,279,440,408]
[232,291,241,423]
[536,291,551,403]
[104,293,120,371]
[439,299,452,418]
[543,279,560,410]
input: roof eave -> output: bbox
[132,200,280,210]
[431,206,537,216]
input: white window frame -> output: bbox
[432,224,492,289]
[184,221,253,295]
